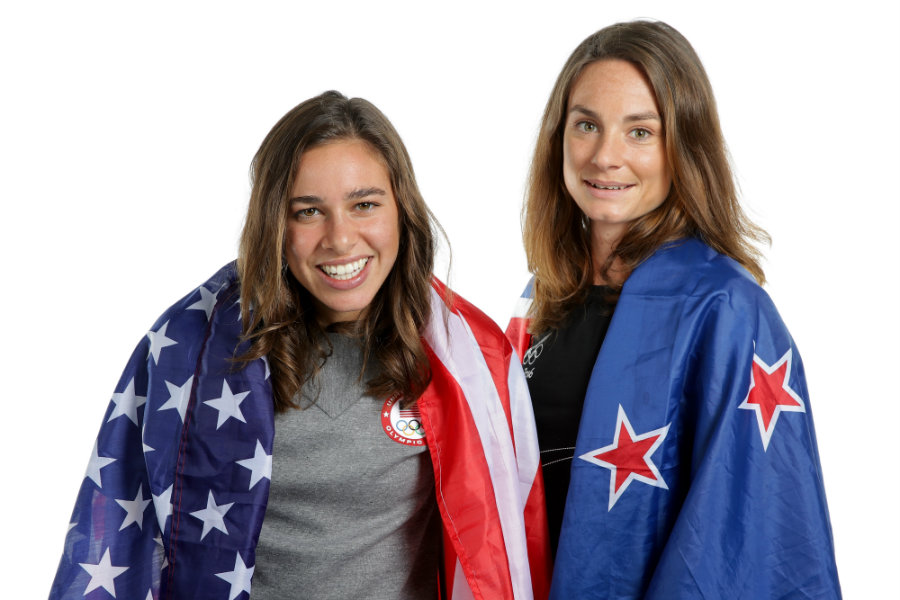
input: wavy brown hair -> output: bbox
[238,91,438,412]
[524,20,769,333]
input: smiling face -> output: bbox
[285,139,400,325]
[563,59,672,248]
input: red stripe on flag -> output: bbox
[418,344,515,600]
[523,472,551,599]
[505,317,532,364]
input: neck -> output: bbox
[589,225,626,286]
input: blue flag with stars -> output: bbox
[508,239,841,599]
[51,262,551,600]
[51,264,271,600]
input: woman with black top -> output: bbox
[507,20,841,599]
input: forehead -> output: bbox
[568,59,660,112]
[292,139,391,191]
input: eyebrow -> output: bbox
[569,104,661,123]
[289,187,387,204]
[290,195,321,205]
[347,187,386,201]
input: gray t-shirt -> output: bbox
[252,334,440,600]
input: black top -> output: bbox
[524,286,616,557]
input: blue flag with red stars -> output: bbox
[508,239,841,599]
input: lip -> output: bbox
[584,179,635,198]
[315,256,372,290]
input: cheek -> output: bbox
[562,135,578,170]
[378,207,402,254]
[646,154,672,207]
[638,149,670,186]
[383,220,401,261]
[377,218,402,275]
[562,137,582,190]
[284,229,311,263]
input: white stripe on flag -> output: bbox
[452,558,477,600]
[506,353,541,506]
[512,297,532,319]
[425,289,533,600]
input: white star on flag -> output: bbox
[154,534,169,570]
[115,484,152,531]
[216,553,254,600]
[85,440,116,488]
[79,547,129,597]
[187,286,219,320]
[236,440,272,490]
[158,376,194,423]
[204,381,250,429]
[142,420,154,453]
[146,321,177,365]
[190,490,234,540]
[153,484,173,534]
[108,377,147,426]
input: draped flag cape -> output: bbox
[507,239,841,599]
[51,263,551,600]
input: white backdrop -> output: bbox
[3,1,898,597]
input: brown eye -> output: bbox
[576,121,597,133]
[295,207,320,219]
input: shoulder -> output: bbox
[138,262,244,374]
[623,239,788,339]
[627,238,768,304]
[147,262,241,333]
[506,278,535,358]
[431,278,514,360]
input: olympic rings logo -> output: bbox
[395,419,425,437]
[381,395,427,445]
[523,332,552,366]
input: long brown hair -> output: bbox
[238,91,438,411]
[524,20,769,333]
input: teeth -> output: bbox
[320,258,368,280]
[590,182,628,190]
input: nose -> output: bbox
[322,212,358,254]
[591,132,624,170]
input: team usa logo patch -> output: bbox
[739,347,806,451]
[381,395,426,446]
[580,405,670,510]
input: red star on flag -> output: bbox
[739,348,806,451]
[580,405,669,510]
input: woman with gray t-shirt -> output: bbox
[51,92,550,600]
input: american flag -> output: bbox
[50,263,550,600]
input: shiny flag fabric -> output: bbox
[50,263,550,600]
[423,281,550,600]
[507,239,841,599]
